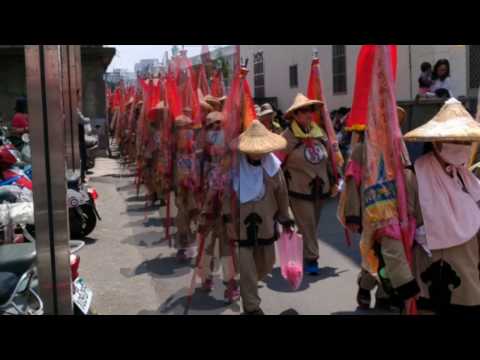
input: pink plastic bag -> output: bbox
[277,230,304,291]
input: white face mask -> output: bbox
[436,143,472,166]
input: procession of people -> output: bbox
[107,44,480,315]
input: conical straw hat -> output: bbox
[204,95,221,108]
[397,106,407,126]
[148,101,166,121]
[200,100,214,112]
[206,111,224,127]
[126,97,135,106]
[259,103,274,117]
[175,114,193,128]
[404,98,480,142]
[237,120,287,154]
[285,93,323,120]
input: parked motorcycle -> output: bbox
[67,170,101,239]
[0,203,94,315]
[0,242,42,315]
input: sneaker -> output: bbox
[224,280,240,303]
[201,278,214,293]
[374,298,392,311]
[357,288,372,309]
[242,308,264,315]
[305,260,320,275]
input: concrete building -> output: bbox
[0,45,115,122]
[105,68,137,87]
[189,45,236,91]
[134,59,161,77]
[240,45,479,112]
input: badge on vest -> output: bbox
[304,143,327,164]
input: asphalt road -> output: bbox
[79,156,391,315]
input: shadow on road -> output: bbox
[83,237,97,245]
[101,173,137,179]
[331,308,400,316]
[123,217,173,229]
[317,199,361,267]
[142,280,241,315]
[125,204,162,213]
[120,230,175,248]
[124,194,148,202]
[265,266,349,293]
[120,255,193,279]
[116,183,137,192]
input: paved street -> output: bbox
[79,156,389,315]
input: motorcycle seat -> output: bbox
[0,271,19,306]
[85,136,98,148]
[0,243,36,276]
[0,189,19,203]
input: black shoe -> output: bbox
[375,298,403,313]
[357,288,371,309]
[280,308,299,315]
[242,308,265,315]
[374,298,391,311]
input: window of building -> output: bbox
[253,51,265,99]
[290,65,298,88]
[469,45,480,90]
[332,45,347,94]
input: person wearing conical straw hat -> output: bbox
[259,103,282,134]
[279,93,337,275]
[173,109,200,262]
[339,106,410,311]
[219,96,228,111]
[403,98,480,314]
[143,101,167,208]
[197,111,240,303]
[204,94,222,112]
[227,120,294,315]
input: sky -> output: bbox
[106,45,225,72]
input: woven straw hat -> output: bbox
[147,101,166,121]
[126,97,135,106]
[237,119,287,154]
[204,95,221,108]
[404,98,480,142]
[206,111,224,127]
[397,106,407,125]
[175,114,193,128]
[200,100,214,113]
[255,105,261,117]
[285,93,323,120]
[259,103,274,118]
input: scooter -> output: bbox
[0,203,93,315]
[67,171,101,239]
[0,243,42,315]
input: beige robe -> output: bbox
[282,128,333,261]
[223,167,291,313]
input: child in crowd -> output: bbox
[418,62,433,96]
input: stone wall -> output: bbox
[0,47,26,124]
[0,46,115,125]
